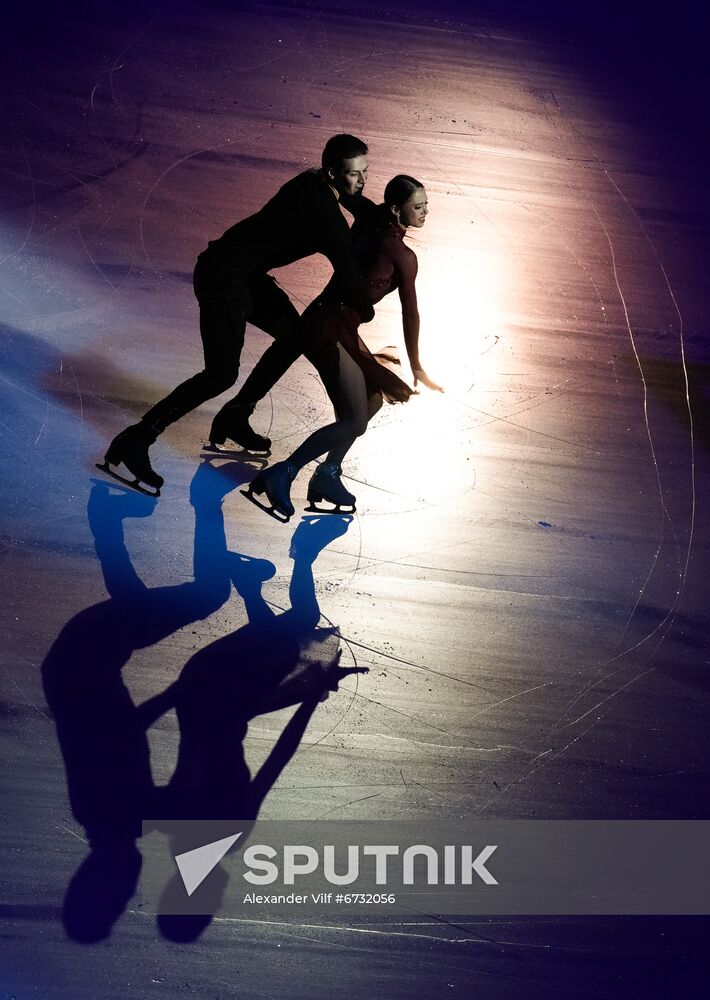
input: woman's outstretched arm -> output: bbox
[391,240,444,392]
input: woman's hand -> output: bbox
[412,367,444,392]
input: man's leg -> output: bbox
[102,270,248,491]
[142,297,246,435]
[209,274,303,451]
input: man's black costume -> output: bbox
[101,168,372,493]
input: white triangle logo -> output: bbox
[174,833,242,896]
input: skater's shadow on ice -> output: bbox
[146,513,361,942]
[41,460,361,943]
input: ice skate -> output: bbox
[241,461,297,521]
[305,463,356,514]
[208,403,271,455]
[96,424,163,497]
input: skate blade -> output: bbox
[240,487,291,523]
[95,461,161,498]
[204,441,271,458]
[304,501,356,515]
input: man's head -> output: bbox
[321,133,369,197]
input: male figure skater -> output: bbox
[99,134,373,495]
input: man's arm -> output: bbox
[339,191,379,226]
[322,219,375,322]
[304,186,375,322]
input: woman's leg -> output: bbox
[324,390,383,468]
[287,344,369,470]
[245,346,368,517]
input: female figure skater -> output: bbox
[244,175,443,519]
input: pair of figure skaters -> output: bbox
[99,133,443,518]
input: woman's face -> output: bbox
[398,187,428,228]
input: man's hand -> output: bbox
[359,301,375,323]
[412,367,444,392]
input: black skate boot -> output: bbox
[97,424,163,496]
[241,460,297,521]
[208,403,271,454]
[305,463,356,513]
